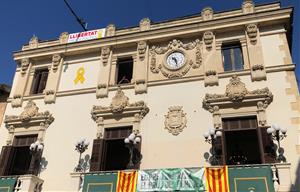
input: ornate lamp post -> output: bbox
[29,141,44,175]
[124,133,141,169]
[75,138,89,172]
[267,124,287,163]
[203,128,222,165]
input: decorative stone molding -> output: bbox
[106,24,116,37]
[257,101,267,126]
[5,100,54,144]
[11,94,23,108]
[150,39,201,78]
[29,35,39,49]
[51,54,62,72]
[135,79,147,94]
[251,64,266,81]
[91,88,149,138]
[44,90,56,104]
[203,31,214,50]
[204,70,218,87]
[201,7,214,21]
[21,58,30,75]
[137,41,147,61]
[202,75,273,112]
[59,32,69,44]
[101,46,111,66]
[242,0,255,14]
[164,106,187,136]
[96,84,108,99]
[246,24,258,45]
[139,18,151,31]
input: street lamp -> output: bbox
[124,133,141,169]
[29,141,44,175]
[75,138,89,172]
[203,128,222,165]
[267,124,287,163]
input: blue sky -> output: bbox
[0,0,298,86]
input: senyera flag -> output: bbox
[205,166,229,192]
[117,171,138,192]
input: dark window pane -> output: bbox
[116,58,133,85]
[31,69,49,94]
[222,43,244,72]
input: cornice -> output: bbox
[13,8,292,60]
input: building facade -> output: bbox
[0,84,10,126]
[0,1,299,191]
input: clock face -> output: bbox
[166,52,185,70]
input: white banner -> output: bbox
[67,28,106,43]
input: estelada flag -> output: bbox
[116,171,138,192]
[205,166,230,192]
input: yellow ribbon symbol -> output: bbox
[74,67,85,84]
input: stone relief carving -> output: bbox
[201,7,214,21]
[20,58,30,75]
[44,90,56,104]
[203,31,214,50]
[251,64,266,81]
[11,94,22,108]
[52,54,62,72]
[242,0,255,14]
[150,39,201,78]
[135,79,147,94]
[164,106,187,136]
[29,35,39,49]
[204,70,218,86]
[137,41,147,61]
[96,84,108,99]
[106,24,116,37]
[139,18,151,31]
[257,101,267,126]
[91,87,149,119]
[101,46,111,65]
[202,75,273,112]
[5,100,54,126]
[59,32,69,44]
[246,24,258,44]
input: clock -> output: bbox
[166,52,185,70]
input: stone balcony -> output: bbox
[0,174,43,192]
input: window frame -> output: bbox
[221,42,244,72]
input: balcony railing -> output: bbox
[0,174,43,192]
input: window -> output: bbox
[90,126,141,171]
[222,42,244,71]
[216,116,275,165]
[31,69,49,94]
[0,135,41,176]
[116,57,133,85]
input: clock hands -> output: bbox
[171,56,178,67]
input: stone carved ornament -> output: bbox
[59,32,69,44]
[20,58,30,75]
[246,24,258,44]
[164,106,187,136]
[150,39,201,78]
[201,7,214,21]
[139,18,151,31]
[52,54,62,72]
[91,87,149,120]
[242,0,255,14]
[203,75,273,112]
[5,100,54,126]
[203,31,214,50]
[101,46,111,65]
[137,41,147,61]
[106,24,116,36]
[29,35,39,49]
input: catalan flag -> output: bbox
[116,171,138,192]
[205,166,229,192]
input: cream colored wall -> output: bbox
[261,34,285,67]
[0,70,299,191]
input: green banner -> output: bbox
[137,168,205,192]
[228,166,275,192]
[82,172,118,192]
[0,177,17,192]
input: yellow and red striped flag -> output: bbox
[116,171,138,192]
[205,166,230,192]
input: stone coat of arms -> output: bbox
[164,106,187,136]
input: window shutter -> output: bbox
[133,137,142,169]
[0,146,14,176]
[260,128,276,163]
[215,137,224,165]
[90,139,104,172]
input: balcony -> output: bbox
[69,163,296,192]
[0,174,43,192]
